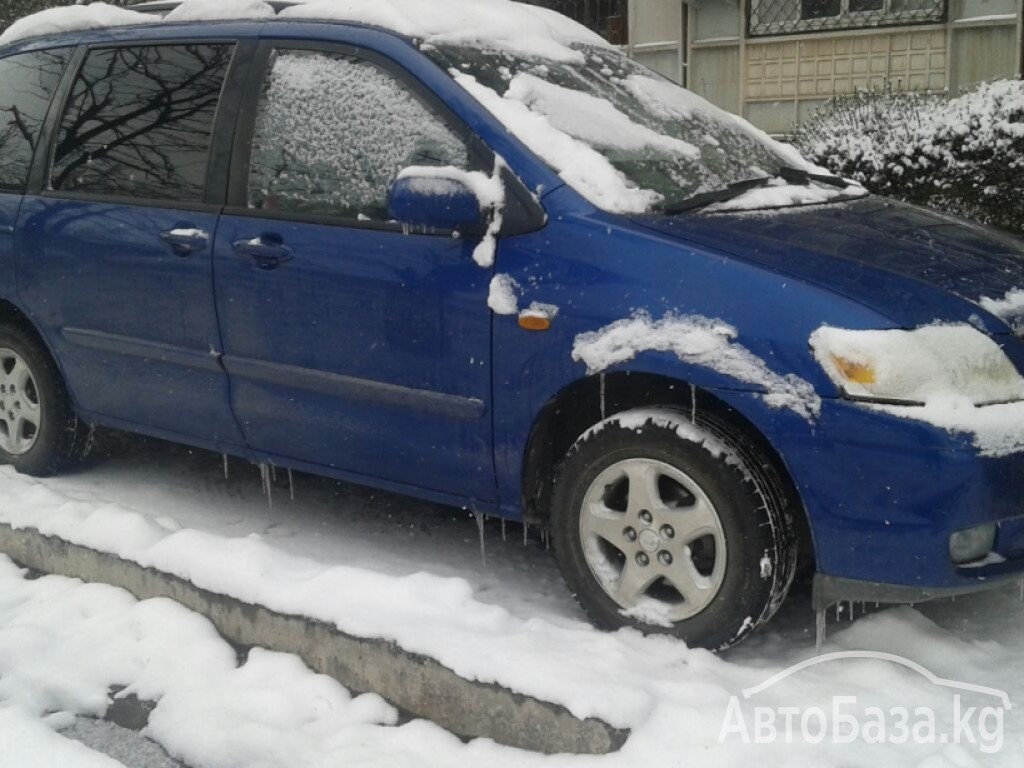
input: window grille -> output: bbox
[748,0,946,38]
[524,0,629,45]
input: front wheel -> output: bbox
[551,408,798,650]
[0,324,89,476]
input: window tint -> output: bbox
[248,50,470,220]
[51,44,233,202]
[0,49,70,191]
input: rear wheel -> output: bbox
[551,408,797,650]
[0,324,89,476]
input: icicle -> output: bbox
[501,518,507,542]
[270,464,277,482]
[1019,577,1023,601]
[81,424,97,459]
[474,511,486,568]
[545,529,550,550]
[690,383,697,424]
[523,521,529,546]
[223,454,229,480]
[599,373,606,419]
[259,463,273,508]
[288,468,295,501]
[815,607,826,653]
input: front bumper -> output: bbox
[731,394,1024,597]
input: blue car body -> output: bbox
[2,18,1024,611]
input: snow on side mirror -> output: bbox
[388,168,487,234]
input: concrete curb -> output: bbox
[0,523,628,755]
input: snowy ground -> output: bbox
[1,431,1023,767]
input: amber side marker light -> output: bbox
[518,313,552,332]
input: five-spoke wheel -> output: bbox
[551,408,798,649]
[0,323,88,476]
[580,458,726,623]
[0,348,42,456]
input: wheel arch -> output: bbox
[520,371,816,571]
[0,296,73,402]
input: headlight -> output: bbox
[810,325,1024,405]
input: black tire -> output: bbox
[551,408,798,650]
[0,323,89,477]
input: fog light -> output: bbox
[949,524,997,565]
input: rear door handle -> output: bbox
[160,228,209,257]
[233,237,295,270]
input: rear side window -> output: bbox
[51,44,233,203]
[247,49,470,221]
[0,49,70,192]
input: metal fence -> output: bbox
[525,0,629,44]
[748,0,947,37]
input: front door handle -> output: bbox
[233,237,295,270]
[159,228,209,257]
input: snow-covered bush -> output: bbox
[792,80,1024,236]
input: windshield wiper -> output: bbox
[660,166,852,216]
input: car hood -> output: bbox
[632,197,1024,332]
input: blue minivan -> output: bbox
[2,0,1024,649]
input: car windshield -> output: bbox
[425,43,829,215]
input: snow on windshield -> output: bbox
[429,43,849,215]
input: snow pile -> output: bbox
[812,324,1024,456]
[573,312,821,421]
[980,288,1024,333]
[0,706,123,768]
[280,0,608,61]
[792,80,1024,235]
[0,3,152,45]
[5,467,1024,765]
[164,0,276,22]
[0,470,666,729]
[0,557,401,768]
[487,274,520,315]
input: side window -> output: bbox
[51,44,233,202]
[248,49,470,221]
[0,49,70,192]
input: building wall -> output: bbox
[628,0,1024,134]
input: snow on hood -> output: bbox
[572,312,822,421]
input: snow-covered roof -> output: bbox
[0,0,610,61]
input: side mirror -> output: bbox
[388,168,486,233]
